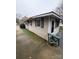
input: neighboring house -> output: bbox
[25,11,62,42]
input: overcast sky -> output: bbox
[16,0,62,17]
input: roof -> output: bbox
[31,11,62,20]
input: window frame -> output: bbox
[40,17,44,28]
[29,20,32,26]
[35,18,40,27]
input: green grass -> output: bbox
[22,29,47,44]
[22,29,34,37]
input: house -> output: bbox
[24,11,62,42]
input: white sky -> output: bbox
[16,0,62,17]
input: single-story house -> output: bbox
[24,11,63,42]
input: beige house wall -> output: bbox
[25,16,61,41]
[28,17,49,41]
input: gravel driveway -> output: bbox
[16,25,63,59]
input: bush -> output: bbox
[59,26,63,32]
[20,24,25,29]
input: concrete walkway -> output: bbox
[16,25,63,59]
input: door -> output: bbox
[51,21,54,33]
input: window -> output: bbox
[35,17,44,28]
[55,19,60,28]
[41,17,44,28]
[35,19,40,27]
[35,20,36,26]
[29,20,32,26]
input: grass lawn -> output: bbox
[22,29,47,45]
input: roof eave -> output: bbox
[33,13,62,20]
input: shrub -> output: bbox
[20,24,25,29]
[59,26,63,32]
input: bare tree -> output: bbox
[19,16,28,24]
[16,13,21,24]
[16,13,22,19]
[55,2,63,18]
[16,18,19,24]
